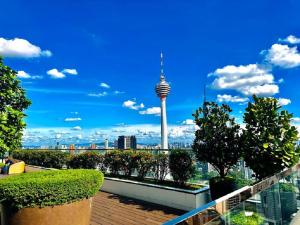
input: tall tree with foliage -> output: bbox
[192,102,242,178]
[242,95,300,180]
[0,57,31,157]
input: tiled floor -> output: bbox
[91,191,185,225]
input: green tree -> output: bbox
[0,57,31,157]
[242,95,300,180]
[192,102,242,178]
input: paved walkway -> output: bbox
[91,191,185,225]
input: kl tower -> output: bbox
[155,52,171,150]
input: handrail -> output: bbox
[163,162,300,225]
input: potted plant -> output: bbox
[0,169,104,225]
[192,102,242,200]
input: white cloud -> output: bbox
[139,107,161,115]
[279,35,300,44]
[100,82,110,89]
[182,119,195,125]
[210,64,278,96]
[278,78,284,83]
[71,126,82,131]
[122,100,144,110]
[292,117,300,123]
[217,94,249,103]
[17,71,31,79]
[114,90,125,95]
[64,117,82,122]
[0,37,52,58]
[17,70,43,80]
[88,92,108,97]
[278,98,291,106]
[265,44,300,68]
[47,69,65,79]
[62,69,78,75]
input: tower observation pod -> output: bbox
[155,52,171,150]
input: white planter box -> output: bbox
[101,177,211,211]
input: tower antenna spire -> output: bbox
[160,51,164,78]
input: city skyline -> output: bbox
[1,1,300,145]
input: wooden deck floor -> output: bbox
[91,192,185,225]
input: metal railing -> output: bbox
[164,163,300,225]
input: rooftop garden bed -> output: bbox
[0,169,104,210]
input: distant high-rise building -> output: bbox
[90,143,96,149]
[117,136,137,149]
[104,139,109,149]
[155,52,170,149]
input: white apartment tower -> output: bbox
[155,52,171,149]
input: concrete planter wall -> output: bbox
[2,198,92,225]
[102,177,211,211]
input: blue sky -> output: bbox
[1,0,300,145]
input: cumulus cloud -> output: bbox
[0,37,52,58]
[278,98,291,106]
[122,100,144,110]
[264,44,300,68]
[210,64,278,96]
[139,107,161,115]
[62,69,78,75]
[17,71,42,79]
[71,126,82,131]
[100,82,110,89]
[114,90,125,95]
[47,69,66,79]
[279,35,300,44]
[64,117,82,122]
[278,78,284,83]
[217,94,249,103]
[182,119,195,125]
[292,117,300,123]
[88,92,108,97]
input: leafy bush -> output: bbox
[135,152,154,180]
[68,152,103,169]
[12,150,68,169]
[242,96,300,179]
[229,211,264,225]
[103,151,122,176]
[0,162,4,167]
[169,150,196,186]
[0,169,104,210]
[193,102,242,179]
[152,153,169,183]
[119,151,138,177]
[279,183,297,193]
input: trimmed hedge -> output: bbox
[169,150,196,186]
[12,150,68,169]
[0,169,104,210]
[68,152,103,169]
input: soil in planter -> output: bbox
[105,173,203,190]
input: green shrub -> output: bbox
[135,152,154,180]
[119,151,138,177]
[68,152,103,169]
[279,183,297,193]
[152,153,169,183]
[229,211,264,225]
[0,162,4,167]
[12,150,68,169]
[169,150,196,187]
[0,169,104,210]
[103,151,122,176]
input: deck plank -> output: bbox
[91,191,185,225]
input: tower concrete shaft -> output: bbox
[160,97,168,149]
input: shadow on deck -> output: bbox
[91,191,185,225]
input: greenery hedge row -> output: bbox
[13,150,195,186]
[12,150,68,169]
[0,169,104,210]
